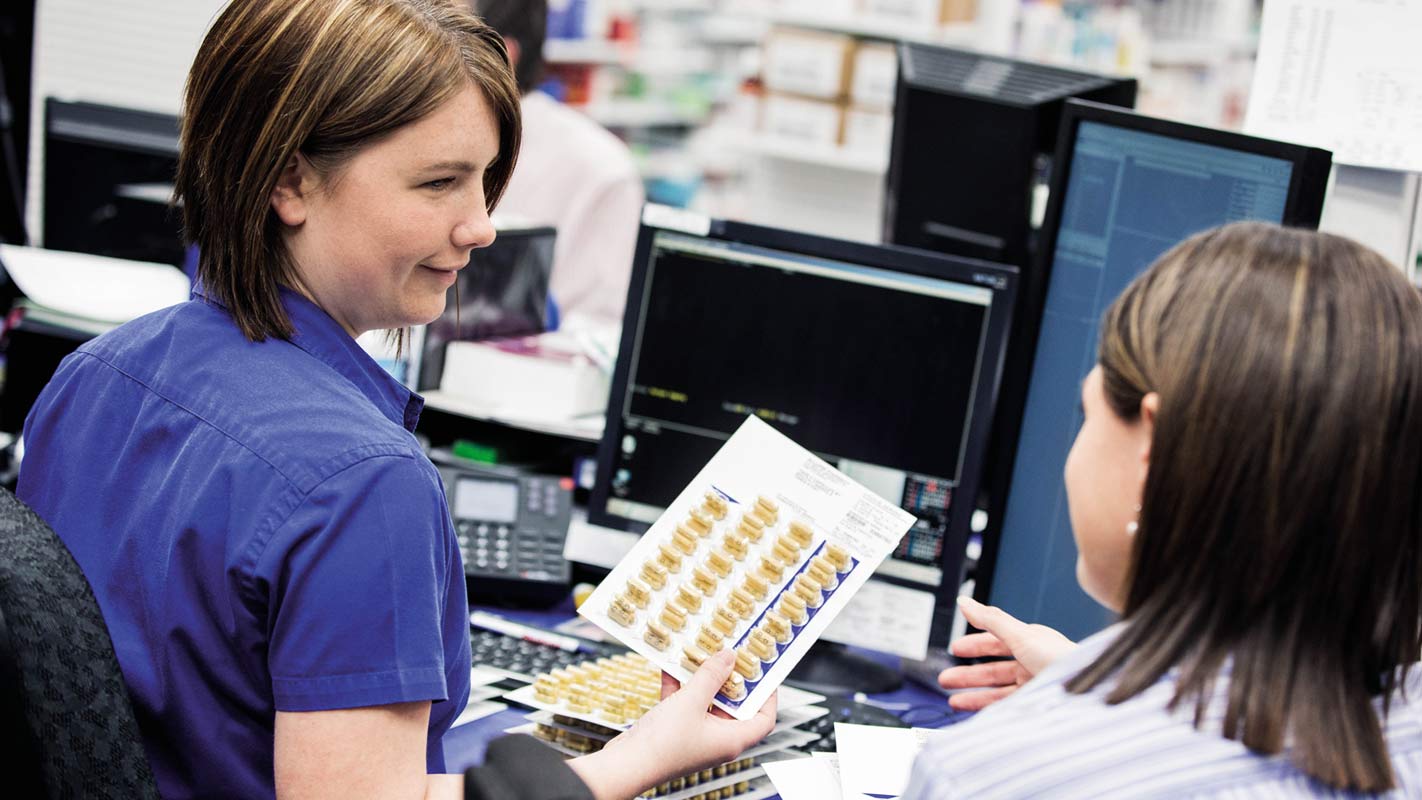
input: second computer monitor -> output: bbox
[588,209,1017,660]
[984,100,1331,640]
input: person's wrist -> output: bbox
[569,745,656,800]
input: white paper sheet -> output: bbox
[822,577,936,661]
[763,755,848,800]
[580,416,917,719]
[1244,0,1422,171]
[0,245,190,324]
[450,700,507,728]
[835,723,936,798]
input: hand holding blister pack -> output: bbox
[581,416,917,719]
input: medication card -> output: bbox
[581,415,916,719]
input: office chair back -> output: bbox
[0,487,160,798]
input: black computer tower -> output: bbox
[883,43,1137,272]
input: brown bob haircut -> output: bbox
[175,0,522,342]
[1068,222,1422,791]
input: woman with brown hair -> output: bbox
[909,222,1422,797]
[16,1,770,798]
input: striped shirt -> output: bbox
[903,625,1422,799]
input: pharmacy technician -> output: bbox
[17,1,771,798]
[906,223,1422,798]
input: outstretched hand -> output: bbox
[569,649,776,800]
[938,596,1076,712]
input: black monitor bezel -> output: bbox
[588,212,1019,651]
[975,98,1333,609]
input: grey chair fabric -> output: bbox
[0,487,160,799]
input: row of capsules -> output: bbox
[605,489,855,703]
[636,758,758,799]
[529,653,662,727]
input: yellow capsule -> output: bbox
[794,575,825,608]
[707,548,734,578]
[778,592,808,625]
[808,555,837,588]
[734,648,763,681]
[787,520,814,547]
[825,543,852,571]
[758,554,785,582]
[748,628,778,660]
[687,508,714,535]
[675,584,704,614]
[659,602,687,631]
[739,512,765,532]
[726,587,755,618]
[696,625,725,654]
[740,572,769,601]
[643,620,673,651]
[625,577,652,608]
[772,538,799,565]
[722,530,749,560]
[720,671,747,701]
[691,564,719,596]
[608,595,638,626]
[737,519,766,543]
[703,491,729,519]
[750,505,776,527]
[711,606,739,636]
[640,560,668,591]
[657,543,684,573]
[681,644,709,672]
[755,494,780,517]
[672,525,699,555]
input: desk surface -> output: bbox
[444,604,965,774]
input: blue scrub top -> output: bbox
[18,287,471,799]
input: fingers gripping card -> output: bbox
[580,416,917,719]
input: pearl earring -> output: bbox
[1126,504,1141,535]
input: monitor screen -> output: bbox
[414,225,554,391]
[988,101,1330,640]
[590,213,1017,657]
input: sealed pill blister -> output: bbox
[581,415,916,719]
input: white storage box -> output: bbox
[850,42,898,109]
[842,106,893,154]
[761,93,845,147]
[439,332,610,419]
[762,28,856,100]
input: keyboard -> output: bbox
[469,620,624,681]
[799,694,909,752]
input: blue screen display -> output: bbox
[992,121,1294,639]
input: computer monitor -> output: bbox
[42,99,183,267]
[884,43,1137,272]
[982,100,1331,640]
[413,224,555,391]
[588,208,1018,691]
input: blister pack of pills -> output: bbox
[581,416,916,719]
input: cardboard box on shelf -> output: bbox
[760,93,846,147]
[842,106,893,155]
[850,42,898,109]
[762,27,857,101]
[859,0,978,27]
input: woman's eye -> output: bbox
[424,177,455,190]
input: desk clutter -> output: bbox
[497,648,829,800]
[581,416,916,719]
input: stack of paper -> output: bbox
[763,723,936,800]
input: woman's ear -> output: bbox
[1138,392,1160,467]
[270,153,314,227]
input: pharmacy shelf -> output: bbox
[1148,36,1257,66]
[736,135,888,174]
[544,38,631,65]
[580,99,709,128]
[722,10,979,47]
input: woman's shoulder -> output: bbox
[908,630,1422,799]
